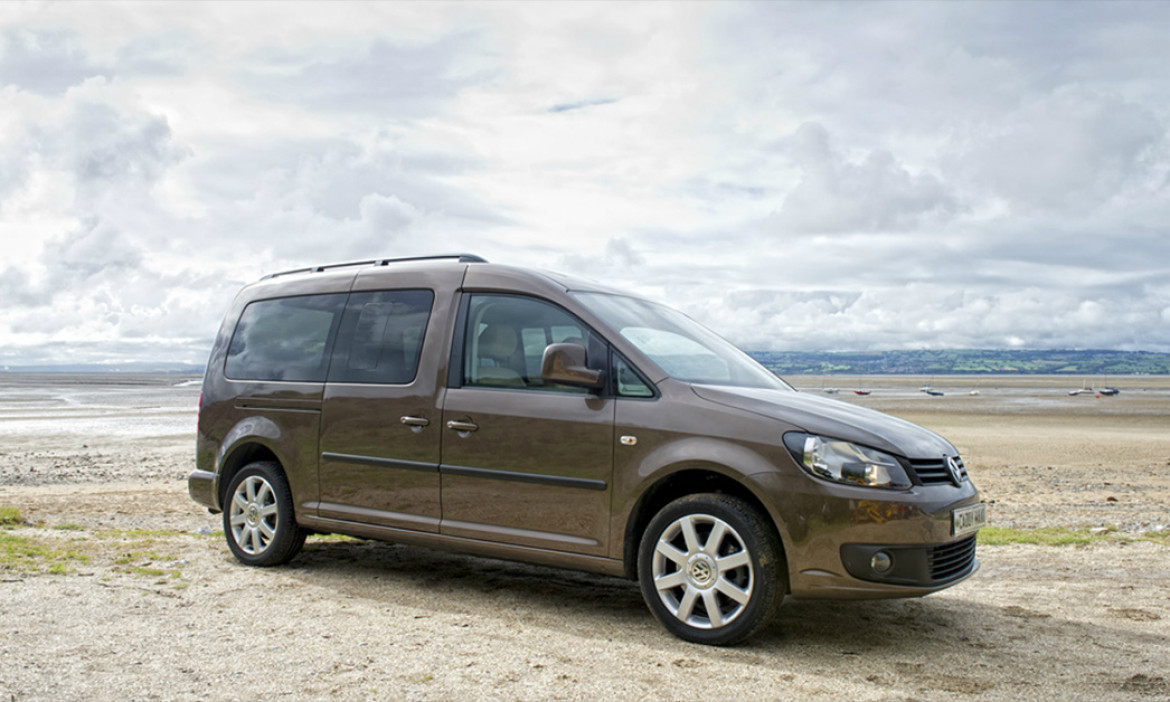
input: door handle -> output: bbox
[400,416,431,427]
[445,420,479,433]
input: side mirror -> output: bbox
[540,343,604,390]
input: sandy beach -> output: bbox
[1,374,1168,700]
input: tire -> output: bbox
[222,461,306,567]
[637,493,786,645]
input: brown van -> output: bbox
[188,254,985,644]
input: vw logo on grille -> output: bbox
[946,456,963,486]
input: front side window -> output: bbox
[328,290,435,384]
[462,294,604,392]
[225,294,346,382]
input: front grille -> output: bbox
[907,456,968,486]
[929,535,977,583]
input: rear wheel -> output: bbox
[637,493,785,645]
[223,461,305,566]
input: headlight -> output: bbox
[783,433,912,489]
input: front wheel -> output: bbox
[637,493,786,645]
[223,461,306,566]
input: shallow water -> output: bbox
[0,373,203,438]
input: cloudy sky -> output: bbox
[1,2,1168,367]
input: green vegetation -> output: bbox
[128,567,168,577]
[103,528,185,539]
[0,519,192,586]
[0,532,90,575]
[748,349,1170,375]
[978,526,1170,547]
[113,549,177,565]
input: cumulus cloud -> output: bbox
[42,217,142,277]
[686,284,1170,352]
[773,123,958,234]
[0,28,105,95]
[556,237,646,280]
[952,87,1165,213]
[0,96,191,210]
[242,35,482,116]
[64,103,189,186]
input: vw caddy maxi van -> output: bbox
[189,254,985,644]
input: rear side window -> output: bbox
[328,290,435,384]
[225,294,346,382]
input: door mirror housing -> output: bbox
[541,343,604,390]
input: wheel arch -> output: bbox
[621,465,788,583]
[210,414,295,512]
[216,442,283,511]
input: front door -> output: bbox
[439,294,614,556]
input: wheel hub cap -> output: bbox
[688,555,715,586]
[230,474,277,556]
[651,513,755,631]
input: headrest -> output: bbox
[478,325,517,358]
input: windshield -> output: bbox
[573,292,792,390]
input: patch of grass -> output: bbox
[100,528,184,540]
[52,523,86,532]
[1144,531,1170,547]
[0,507,25,527]
[113,550,178,566]
[129,567,167,577]
[0,532,90,575]
[978,526,1170,547]
[110,547,186,585]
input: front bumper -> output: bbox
[841,535,978,587]
[748,471,983,599]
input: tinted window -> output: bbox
[225,294,346,382]
[463,294,604,392]
[328,290,435,384]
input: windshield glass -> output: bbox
[573,293,792,390]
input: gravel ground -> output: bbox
[1,375,1169,701]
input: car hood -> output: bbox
[691,384,957,459]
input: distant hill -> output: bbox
[747,349,1170,375]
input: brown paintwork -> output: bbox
[439,386,615,556]
[191,256,982,603]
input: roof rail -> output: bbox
[263,253,487,280]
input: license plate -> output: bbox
[952,503,987,537]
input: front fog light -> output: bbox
[871,551,893,574]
